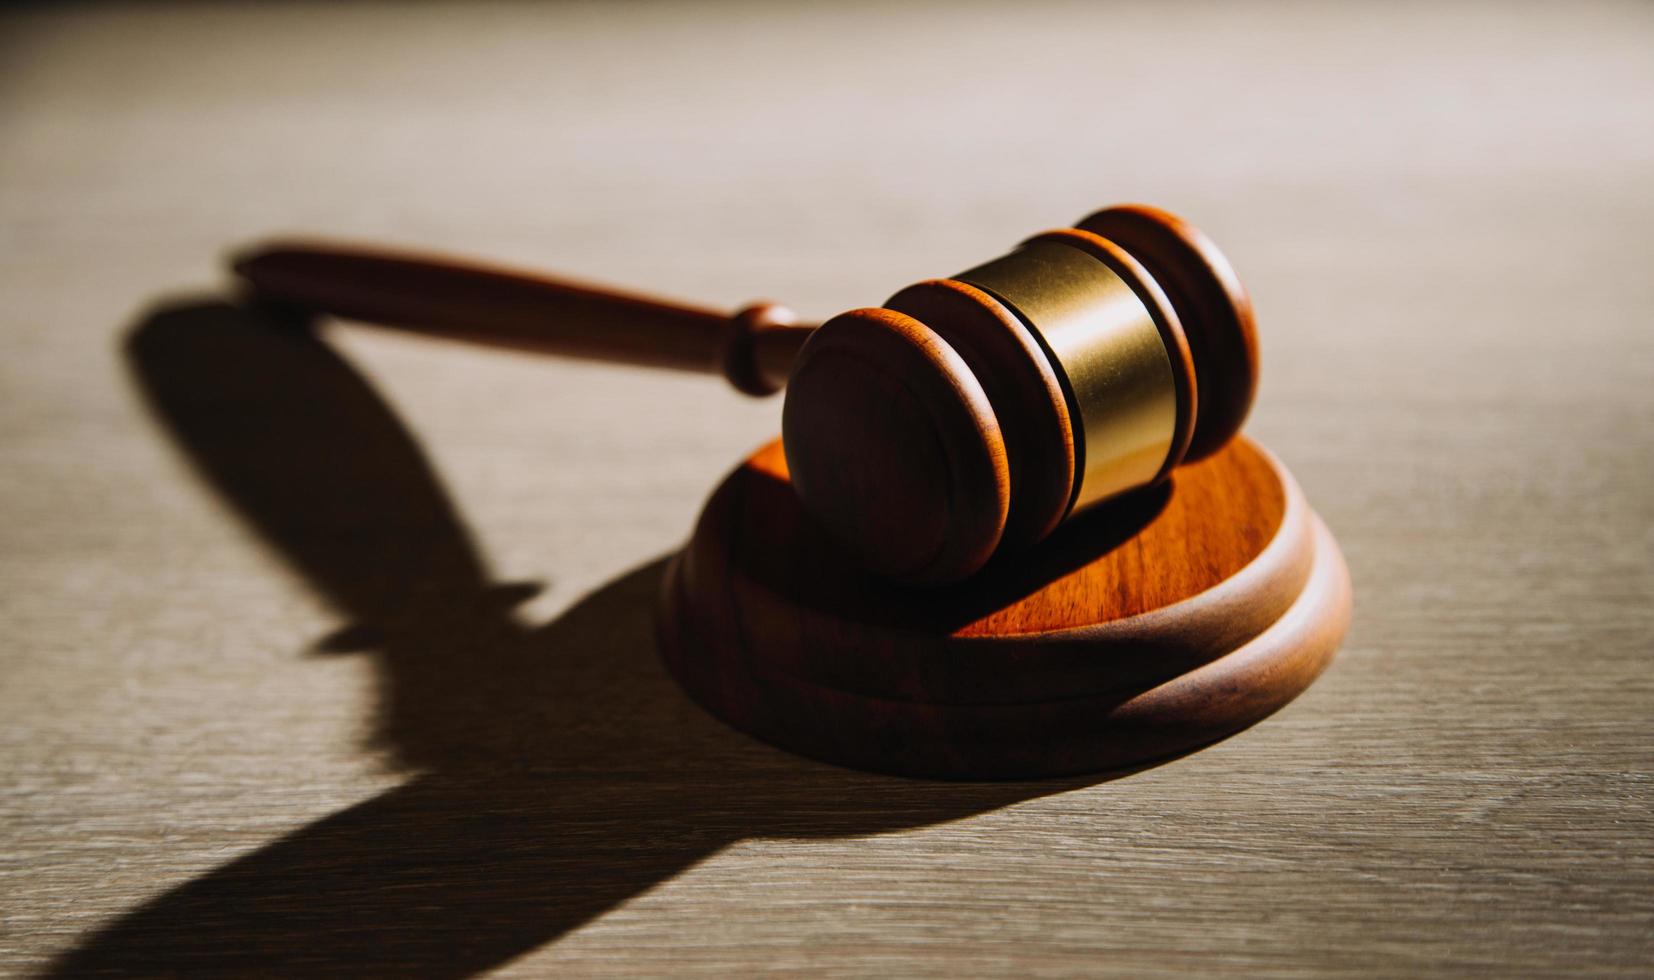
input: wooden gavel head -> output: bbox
[781,205,1257,584]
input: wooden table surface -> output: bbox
[2,2,1650,976]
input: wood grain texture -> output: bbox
[661,436,1347,778]
[1,1,1651,977]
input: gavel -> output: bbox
[235,204,1256,584]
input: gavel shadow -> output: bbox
[53,300,1161,977]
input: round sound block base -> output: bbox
[659,437,1350,780]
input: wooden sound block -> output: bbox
[658,436,1350,780]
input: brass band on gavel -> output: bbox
[954,236,1180,512]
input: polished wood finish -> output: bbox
[778,205,1258,582]
[780,307,1011,583]
[885,279,1076,550]
[235,240,812,395]
[661,436,1350,779]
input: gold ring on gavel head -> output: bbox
[953,230,1195,513]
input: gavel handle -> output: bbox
[232,240,813,395]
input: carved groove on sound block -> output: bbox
[658,437,1351,780]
